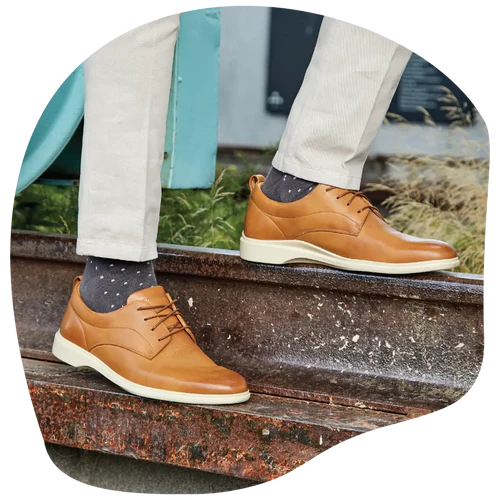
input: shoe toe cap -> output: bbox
[416,239,458,261]
[204,366,249,395]
[153,365,249,396]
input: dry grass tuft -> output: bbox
[368,88,488,274]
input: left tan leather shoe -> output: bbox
[240,174,459,274]
[52,277,250,404]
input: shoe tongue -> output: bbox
[126,285,168,305]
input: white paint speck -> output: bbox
[187,297,194,308]
[352,335,360,343]
[339,339,349,351]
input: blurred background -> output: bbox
[13,6,489,274]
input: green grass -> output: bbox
[12,164,254,251]
[157,165,253,249]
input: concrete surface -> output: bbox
[46,443,260,494]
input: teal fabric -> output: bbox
[17,9,220,194]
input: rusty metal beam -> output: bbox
[12,231,483,415]
[25,358,408,481]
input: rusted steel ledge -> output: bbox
[12,231,483,414]
[25,358,408,481]
[11,230,483,305]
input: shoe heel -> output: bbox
[240,233,292,264]
[52,330,90,368]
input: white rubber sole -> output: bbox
[240,233,459,275]
[52,331,250,405]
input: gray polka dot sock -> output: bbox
[79,256,157,313]
[261,167,318,202]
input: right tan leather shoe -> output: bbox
[240,174,459,274]
[52,277,250,404]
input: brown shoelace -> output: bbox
[326,187,383,218]
[138,298,195,342]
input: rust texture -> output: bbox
[12,231,484,415]
[25,359,408,481]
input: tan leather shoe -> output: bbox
[52,277,250,404]
[240,174,459,274]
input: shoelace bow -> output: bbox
[137,298,195,342]
[326,187,383,218]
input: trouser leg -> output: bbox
[272,17,412,190]
[77,14,180,261]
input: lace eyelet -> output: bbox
[336,196,340,199]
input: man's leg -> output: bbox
[270,17,411,191]
[77,16,178,311]
[52,16,249,404]
[243,17,459,273]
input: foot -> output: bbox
[240,175,459,274]
[52,277,250,404]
